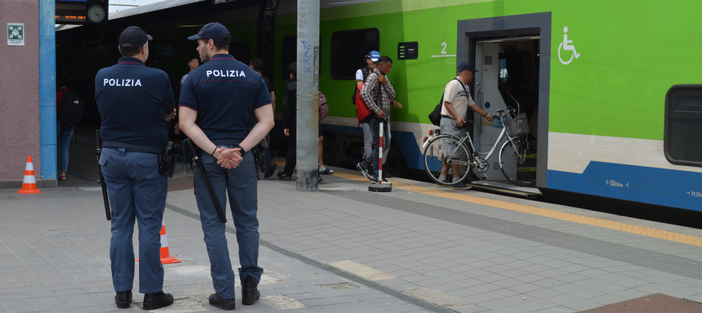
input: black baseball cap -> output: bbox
[118,26,152,48]
[457,62,478,72]
[187,22,230,44]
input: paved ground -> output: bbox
[4,132,702,312]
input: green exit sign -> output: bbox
[7,23,24,46]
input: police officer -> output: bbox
[95,26,176,310]
[178,22,274,310]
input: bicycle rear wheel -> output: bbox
[499,137,537,186]
[423,135,473,186]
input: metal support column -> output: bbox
[295,0,320,191]
[39,0,57,187]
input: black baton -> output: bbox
[96,130,111,221]
[185,139,227,223]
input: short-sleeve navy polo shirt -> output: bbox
[178,54,271,144]
[95,57,175,153]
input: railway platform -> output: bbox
[2,134,702,312]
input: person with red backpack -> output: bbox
[354,51,402,178]
[356,55,396,184]
[355,51,376,167]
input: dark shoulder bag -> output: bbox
[428,78,460,126]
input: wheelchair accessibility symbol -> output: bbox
[558,26,580,65]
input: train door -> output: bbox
[457,13,551,193]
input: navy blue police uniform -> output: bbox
[179,53,270,300]
[95,55,175,295]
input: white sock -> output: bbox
[438,175,446,182]
[319,166,327,171]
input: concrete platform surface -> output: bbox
[3,158,702,312]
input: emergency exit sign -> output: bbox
[7,23,24,46]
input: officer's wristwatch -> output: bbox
[236,144,246,154]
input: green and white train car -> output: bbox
[281,0,701,211]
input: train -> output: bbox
[56,0,702,214]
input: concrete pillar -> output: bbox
[295,0,319,191]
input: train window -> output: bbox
[664,85,702,166]
[330,28,380,80]
[280,35,323,80]
[230,42,250,66]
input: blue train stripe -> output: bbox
[547,162,702,211]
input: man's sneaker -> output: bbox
[435,178,452,188]
[143,291,174,310]
[317,175,323,183]
[277,172,292,181]
[264,161,277,178]
[451,182,472,190]
[319,167,334,175]
[356,162,373,181]
[209,293,235,310]
[241,276,260,305]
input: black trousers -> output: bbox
[282,129,296,176]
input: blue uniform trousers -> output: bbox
[99,148,167,294]
[195,147,263,299]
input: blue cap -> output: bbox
[458,62,478,72]
[188,22,230,44]
[365,50,380,62]
[119,26,152,48]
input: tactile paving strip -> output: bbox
[579,293,702,313]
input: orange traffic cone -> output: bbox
[17,156,41,194]
[158,219,180,264]
[137,219,180,264]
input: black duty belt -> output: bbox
[104,147,159,154]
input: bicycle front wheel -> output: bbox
[423,135,473,186]
[499,137,537,186]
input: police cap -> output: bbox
[188,22,231,44]
[119,26,152,50]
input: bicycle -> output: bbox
[422,107,537,187]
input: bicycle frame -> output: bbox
[423,110,521,171]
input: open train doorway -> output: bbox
[458,13,551,197]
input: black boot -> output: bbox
[143,291,174,310]
[209,293,235,310]
[115,290,132,309]
[264,161,277,178]
[241,276,260,305]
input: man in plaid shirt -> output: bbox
[357,55,396,183]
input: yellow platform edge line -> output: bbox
[330,168,702,248]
